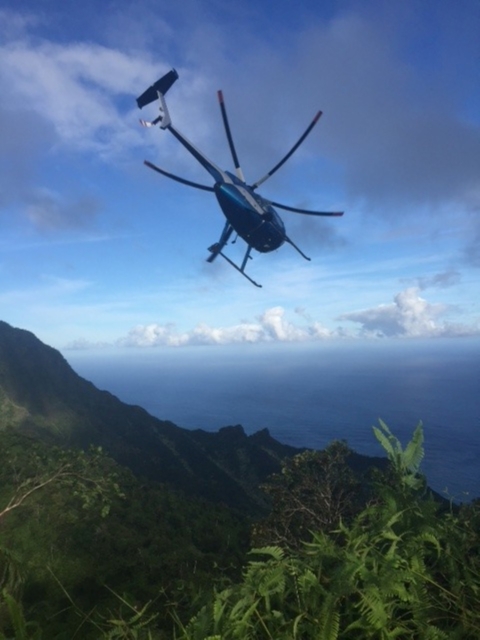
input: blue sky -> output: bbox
[1,0,479,350]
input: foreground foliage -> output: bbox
[176,422,480,639]
[1,422,479,638]
[0,429,249,638]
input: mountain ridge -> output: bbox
[0,320,305,511]
[0,320,388,512]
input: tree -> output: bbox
[0,430,124,524]
[252,440,365,550]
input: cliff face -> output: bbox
[0,320,301,512]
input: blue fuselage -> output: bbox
[214,172,286,253]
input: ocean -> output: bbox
[65,338,480,501]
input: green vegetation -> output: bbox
[252,440,371,550]
[1,421,479,638]
[176,422,480,639]
[0,429,250,638]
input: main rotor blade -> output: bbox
[217,90,245,182]
[251,111,322,189]
[269,200,343,216]
[144,160,214,192]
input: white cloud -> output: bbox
[0,39,161,158]
[64,285,480,350]
[338,287,479,338]
[115,306,337,348]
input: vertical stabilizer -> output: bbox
[136,69,179,109]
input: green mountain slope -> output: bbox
[0,320,302,512]
[0,320,391,513]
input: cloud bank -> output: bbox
[65,288,480,350]
[116,306,338,347]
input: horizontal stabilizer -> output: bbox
[136,69,179,109]
[139,117,162,127]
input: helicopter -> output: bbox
[137,69,343,287]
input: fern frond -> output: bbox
[403,422,424,473]
[372,420,398,460]
[358,585,389,630]
[257,565,286,597]
[317,594,340,640]
[418,532,442,557]
[0,589,41,640]
[249,546,285,561]
[212,589,232,630]
[230,598,260,637]
[422,624,450,639]
[2,589,27,639]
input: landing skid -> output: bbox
[285,235,311,261]
[207,243,262,287]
